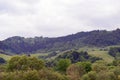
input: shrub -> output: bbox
[7,56,45,71]
[67,64,85,80]
[0,57,6,64]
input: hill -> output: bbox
[54,51,102,63]
[1,29,120,54]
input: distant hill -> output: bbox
[1,29,120,54]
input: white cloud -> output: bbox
[0,0,120,40]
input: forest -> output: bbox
[1,29,120,54]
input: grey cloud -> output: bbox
[0,0,120,40]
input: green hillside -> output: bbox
[88,51,114,63]
[77,47,114,63]
[0,53,12,61]
[0,46,115,63]
[1,29,120,54]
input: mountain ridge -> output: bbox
[0,29,120,54]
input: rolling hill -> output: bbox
[0,29,120,54]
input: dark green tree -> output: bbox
[0,57,6,64]
[76,62,92,73]
[56,59,71,73]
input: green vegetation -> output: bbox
[7,56,45,71]
[54,51,102,63]
[1,29,120,79]
[88,50,114,63]
[55,59,71,73]
[1,29,120,54]
[108,47,120,59]
[0,53,12,61]
[31,53,48,58]
[0,57,6,64]
[0,46,120,80]
[77,47,114,63]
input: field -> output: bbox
[0,46,115,63]
[0,53,49,61]
[88,50,114,63]
[0,53,12,61]
[30,53,48,58]
[78,47,114,63]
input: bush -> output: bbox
[92,61,108,72]
[7,56,45,71]
[56,59,71,73]
[67,64,86,80]
[76,62,92,73]
[97,71,116,80]
[0,69,68,80]
[0,57,6,64]
[81,71,97,80]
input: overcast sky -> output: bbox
[0,0,120,40]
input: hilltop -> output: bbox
[0,29,120,54]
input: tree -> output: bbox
[7,55,45,71]
[76,62,92,73]
[0,57,6,64]
[7,56,21,71]
[56,59,71,73]
[82,71,97,80]
[113,67,120,80]
[108,47,120,59]
[113,60,120,66]
[28,57,45,70]
[0,69,68,80]
[97,71,116,80]
[92,61,108,72]
[66,64,86,80]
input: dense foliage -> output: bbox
[0,57,6,64]
[55,59,71,73]
[0,69,68,80]
[1,29,120,54]
[7,56,45,71]
[108,47,120,59]
[0,53,120,80]
[55,51,102,63]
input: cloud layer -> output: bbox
[0,0,120,39]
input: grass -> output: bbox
[30,53,48,58]
[88,50,114,63]
[0,46,115,63]
[0,50,115,63]
[0,52,49,61]
[0,53,12,61]
[78,47,115,63]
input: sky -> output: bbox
[0,0,120,40]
